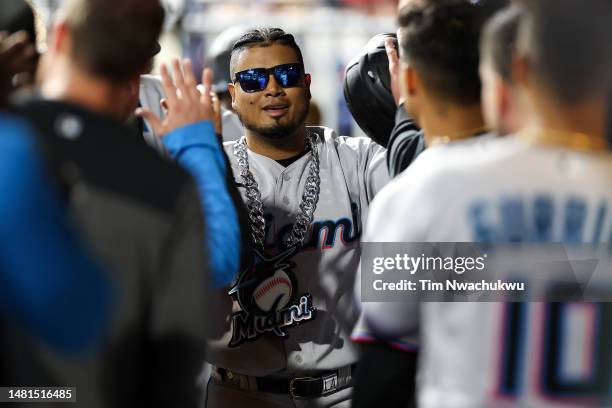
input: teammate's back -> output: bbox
[357,0,612,407]
[384,136,612,407]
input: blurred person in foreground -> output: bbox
[0,30,113,368]
[351,2,491,405]
[479,4,526,136]
[354,0,612,407]
[6,0,232,406]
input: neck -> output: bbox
[40,57,124,119]
[245,126,307,160]
[527,93,607,139]
[419,102,485,146]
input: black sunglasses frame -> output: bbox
[233,63,305,93]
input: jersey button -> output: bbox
[283,174,291,181]
[283,196,290,205]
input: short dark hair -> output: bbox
[229,28,304,78]
[480,5,522,82]
[517,0,612,103]
[398,0,489,105]
[64,0,164,82]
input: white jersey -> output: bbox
[207,126,388,377]
[359,134,612,407]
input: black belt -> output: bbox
[217,364,356,399]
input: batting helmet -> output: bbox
[343,33,397,144]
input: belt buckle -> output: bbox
[289,376,311,399]
[321,373,338,395]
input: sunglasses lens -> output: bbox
[238,69,268,92]
[274,64,302,87]
[236,64,303,92]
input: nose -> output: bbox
[265,73,285,97]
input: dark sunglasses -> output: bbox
[234,63,304,93]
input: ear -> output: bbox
[497,77,510,117]
[127,75,140,96]
[406,65,418,96]
[228,82,237,110]
[399,63,417,102]
[304,73,312,100]
[50,20,69,54]
[513,53,530,90]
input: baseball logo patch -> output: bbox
[228,246,315,347]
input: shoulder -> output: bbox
[139,75,165,112]
[366,135,518,240]
[314,126,384,151]
[397,134,519,182]
[12,99,193,213]
[311,126,386,166]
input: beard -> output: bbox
[237,102,310,140]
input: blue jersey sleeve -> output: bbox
[163,121,240,288]
[0,116,113,354]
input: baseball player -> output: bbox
[7,0,224,406]
[479,4,525,136]
[150,27,389,407]
[354,0,612,407]
[350,3,492,406]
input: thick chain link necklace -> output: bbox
[233,131,321,250]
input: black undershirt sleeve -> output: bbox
[387,103,426,178]
[352,342,418,408]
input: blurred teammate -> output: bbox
[479,4,525,135]
[0,88,112,373]
[383,0,493,177]
[352,2,491,405]
[355,0,612,407]
[7,0,225,406]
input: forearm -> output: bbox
[387,103,426,177]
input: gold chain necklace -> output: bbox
[518,129,609,152]
[428,125,490,147]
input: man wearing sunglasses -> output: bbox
[186,28,389,407]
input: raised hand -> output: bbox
[136,58,216,137]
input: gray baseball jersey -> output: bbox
[207,126,388,377]
[357,135,612,407]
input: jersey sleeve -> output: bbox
[387,103,426,178]
[351,156,447,351]
[334,134,390,233]
[139,75,167,152]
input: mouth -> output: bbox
[263,104,289,118]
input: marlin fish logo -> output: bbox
[229,246,300,316]
[227,245,315,347]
